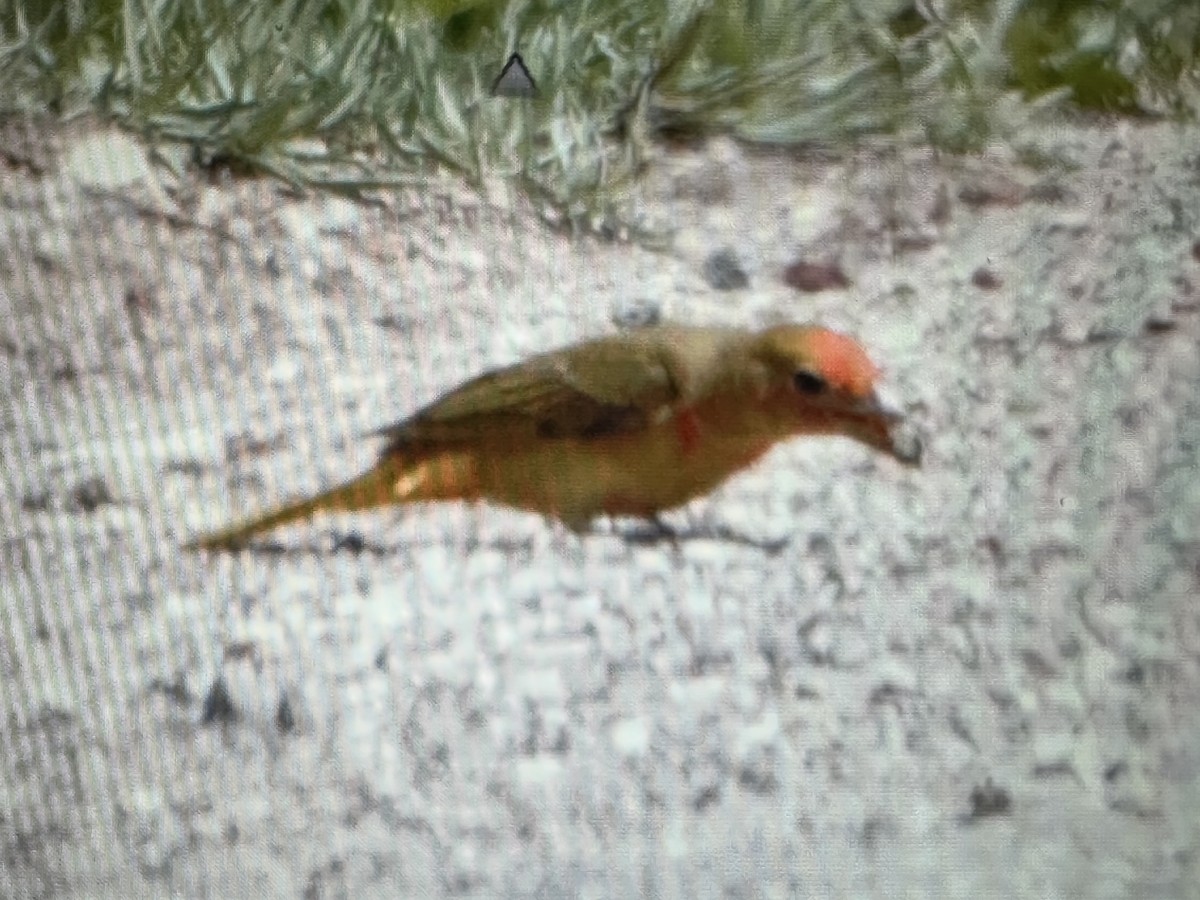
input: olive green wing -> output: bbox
[374,334,685,451]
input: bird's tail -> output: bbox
[182,457,414,551]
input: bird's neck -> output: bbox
[678,391,789,464]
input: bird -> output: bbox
[183,322,920,551]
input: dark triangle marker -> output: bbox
[491,52,538,98]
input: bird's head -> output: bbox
[750,324,922,465]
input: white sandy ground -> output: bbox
[0,115,1198,898]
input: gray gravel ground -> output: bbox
[1,117,1198,899]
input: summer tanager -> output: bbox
[183,323,920,550]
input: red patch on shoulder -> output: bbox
[674,409,702,455]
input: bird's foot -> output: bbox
[619,515,789,554]
[619,514,683,548]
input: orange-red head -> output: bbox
[750,324,920,465]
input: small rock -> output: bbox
[1104,761,1159,816]
[687,759,723,811]
[120,789,186,877]
[276,695,296,733]
[737,762,777,794]
[736,721,780,796]
[34,231,72,270]
[63,129,154,189]
[1032,732,1075,775]
[673,160,735,205]
[788,185,844,240]
[894,233,937,252]
[70,477,114,512]
[890,419,924,466]
[321,197,362,234]
[971,267,1003,290]
[691,782,721,812]
[798,615,870,669]
[1142,314,1176,333]
[201,678,238,725]
[22,490,51,512]
[782,260,849,293]
[279,206,321,250]
[266,355,301,384]
[968,778,1011,819]
[870,658,918,694]
[958,176,1026,208]
[611,716,651,757]
[702,248,749,291]
[1028,182,1070,203]
[612,297,662,328]
[223,432,275,461]
[928,183,952,224]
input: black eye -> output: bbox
[793,370,827,394]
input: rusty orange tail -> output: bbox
[184,450,486,551]
[188,445,482,551]
[183,462,398,550]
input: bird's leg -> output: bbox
[649,513,679,538]
[674,504,701,537]
[619,513,682,549]
[562,515,595,536]
[538,514,599,555]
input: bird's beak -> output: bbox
[841,391,923,466]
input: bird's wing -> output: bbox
[375,334,687,450]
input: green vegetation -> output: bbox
[2,0,1197,234]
